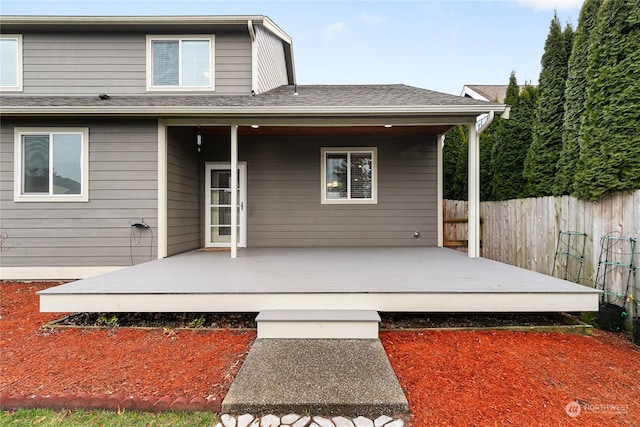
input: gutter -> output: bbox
[0,104,508,117]
[477,110,495,134]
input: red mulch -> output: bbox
[381,331,640,426]
[0,282,255,402]
[2,282,640,426]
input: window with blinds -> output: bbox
[14,128,89,202]
[0,35,22,91]
[147,36,214,90]
[321,148,377,204]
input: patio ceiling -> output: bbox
[190,124,454,136]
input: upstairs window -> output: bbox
[321,147,377,204]
[14,128,89,202]
[147,36,214,91]
[0,35,22,91]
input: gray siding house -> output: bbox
[0,15,508,280]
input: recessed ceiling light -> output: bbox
[384,124,393,128]
[251,125,260,129]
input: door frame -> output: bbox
[204,162,247,248]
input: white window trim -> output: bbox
[13,127,90,202]
[321,147,378,205]
[146,35,215,92]
[1,34,23,92]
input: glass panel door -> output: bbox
[205,163,246,247]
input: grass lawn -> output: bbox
[1,409,219,426]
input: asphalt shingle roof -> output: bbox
[1,84,500,109]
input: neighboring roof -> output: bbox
[461,84,532,104]
[462,85,510,103]
[1,85,507,118]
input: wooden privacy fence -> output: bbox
[443,190,640,299]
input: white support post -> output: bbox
[437,134,444,248]
[468,124,480,258]
[157,119,168,259]
[230,124,238,259]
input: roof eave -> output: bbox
[1,15,268,26]
[0,104,508,117]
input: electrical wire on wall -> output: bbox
[129,219,153,265]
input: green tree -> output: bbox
[554,0,602,195]
[443,125,463,199]
[523,13,572,197]
[573,0,640,200]
[443,125,468,200]
[480,122,496,201]
[491,74,539,201]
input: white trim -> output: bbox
[250,23,258,94]
[157,119,168,259]
[2,106,509,118]
[13,127,89,202]
[204,161,247,248]
[38,291,599,314]
[230,125,239,259]
[262,16,293,45]
[0,266,125,281]
[460,85,489,102]
[146,35,215,92]
[0,34,23,92]
[468,124,480,258]
[437,134,444,248]
[321,147,377,205]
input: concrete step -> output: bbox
[221,338,409,417]
[256,310,380,339]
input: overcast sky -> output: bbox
[1,0,584,95]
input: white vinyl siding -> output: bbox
[0,35,23,91]
[321,147,377,204]
[14,128,89,202]
[146,35,214,91]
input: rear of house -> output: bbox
[0,15,506,280]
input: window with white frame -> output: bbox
[321,147,377,204]
[147,35,214,90]
[0,35,22,91]
[14,128,89,202]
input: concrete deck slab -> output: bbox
[221,339,409,417]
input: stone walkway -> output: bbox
[215,413,405,427]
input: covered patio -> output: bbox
[38,247,599,313]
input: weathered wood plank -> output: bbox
[455,189,639,294]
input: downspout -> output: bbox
[248,20,258,95]
[477,110,495,134]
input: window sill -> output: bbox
[14,195,89,203]
[321,199,378,205]
[146,86,215,92]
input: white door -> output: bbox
[204,162,247,247]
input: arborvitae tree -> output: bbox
[479,122,496,201]
[554,0,602,195]
[573,0,640,200]
[490,74,540,201]
[451,125,469,201]
[443,125,465,199]
[523,13,572,197]
[563,22,575,60]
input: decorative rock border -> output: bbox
[215,413,405,427]
[0,392,221,413]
